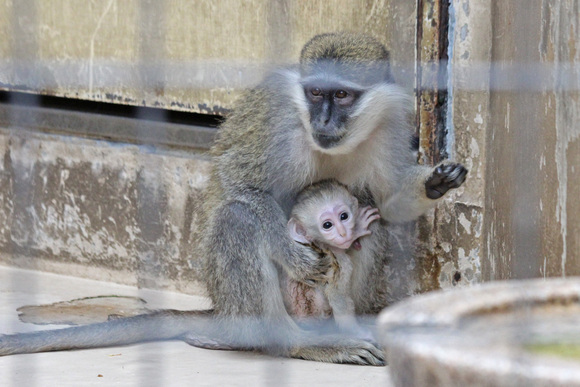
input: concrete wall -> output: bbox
[0,113,212,295]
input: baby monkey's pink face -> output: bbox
[318,201,357,250]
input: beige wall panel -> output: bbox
[0,0,10,60]
[484,0,580,279]
[0,0,417,113]
[486,0,546,279]
[284,0,417,88]
[37,1,138,61]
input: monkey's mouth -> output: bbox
[331,238,355,250]
[313,133,344,149]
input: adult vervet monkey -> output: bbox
[0,32,466,366]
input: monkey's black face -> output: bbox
[302,82,362,149]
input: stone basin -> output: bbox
[378,278,580,387]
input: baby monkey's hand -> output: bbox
[353,206,380,241]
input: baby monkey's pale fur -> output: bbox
[286,180,379,341]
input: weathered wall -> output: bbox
[483,0,580,279]
[0,0,417,113]
[414,0,580,288]
[0,124,211,295]
[422,0,491,289]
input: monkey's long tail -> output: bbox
[0,309,212,356]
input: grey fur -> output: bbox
[0,32,467,366]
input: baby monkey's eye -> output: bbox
[335,90,348,99]
[340,212,349,221]
[322,221,333,230]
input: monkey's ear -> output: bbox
[288,218,311,244]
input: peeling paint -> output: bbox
[441,242,452,253]
[437,0,489,288]
[462,0,470,16]
[458,213,472,234]
[0,128,211,294]
[460,24,469,41]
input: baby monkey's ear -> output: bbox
[287,218,311,244]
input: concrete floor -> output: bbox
[0,265,392,386]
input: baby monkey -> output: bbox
[286,180,380,340]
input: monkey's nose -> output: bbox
[336,223,347,238]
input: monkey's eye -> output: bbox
[311,88,322,96]
[335,90,348,99]
[322,221,333,230]
[340,212,349,221]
